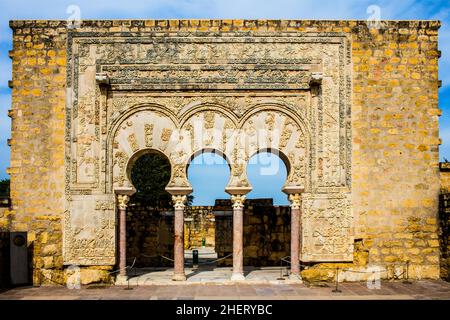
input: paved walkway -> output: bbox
[1,280,449,300]
[122,267,293,285]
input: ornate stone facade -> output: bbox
[5,19,442,284]
[63,25,352,265]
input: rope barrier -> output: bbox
[107,257,137,275]
[36,253,412,289]
[159,255,175,262]
[196,253,233,265]
[186,251,218,256]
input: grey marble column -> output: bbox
[172,195,187,281]
[230,194,246,281]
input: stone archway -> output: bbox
[125,150,174,269]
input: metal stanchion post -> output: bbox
[193,249,199,269]
[332,267,342,293]
[403,260,412,284]
[125,276,133,290]
[277,259,285,280]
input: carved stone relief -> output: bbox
[301,193,353,261]
[63,194,116,265]
[64,30,352,265]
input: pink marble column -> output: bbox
[172,195,187,281]
[231,194,246,281]
[117,194,130,277]
[289,193,302,280]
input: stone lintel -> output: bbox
[114,187,136,196]
[165,186,193,196]
[282,185,305,195]
[225,186,252,196]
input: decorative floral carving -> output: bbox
[172,195,187,209]
[289,193,302,209]
[144,124,153,147]
[279,127,292,148]
[95,200,115,210]
[65,31,352,264]
[231,194,246,209]
[127,133,139,152]
[117,194,130,210]
[204,111,215,129]
[265,112,275,128]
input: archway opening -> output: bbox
[244,150,291,267]
[186,150,231,266]
[126,151,174,269]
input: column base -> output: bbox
[172,273,187,281]
[115,275,129,285]
[231,272,245,281]
[289,273,303,282]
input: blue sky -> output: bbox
[188,152,289,205]
[0,0,449,205]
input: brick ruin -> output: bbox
[1,19,445,284]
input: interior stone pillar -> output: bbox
[288,193,302,280]
[230,194,246,281]
[172,194,187,281]
[116,194,130,278]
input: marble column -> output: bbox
[230,194,246,281]
[117,194,130,277]
[288,193,302,280]
[172,194,187,281]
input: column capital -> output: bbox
[288,193,302,209]
[172,194,187,209]
[117,194,130,210]
[231,194,246,209]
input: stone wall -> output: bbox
[126,203,217,268]
[126,202,174,267]
[348,20,441,281]
[7,21,112,285]
[215,199,291,267]
[185,206,216,249]
[439,193,450,281]
[440,163,450,193]
[7,20,442,284]
[126,199,291,268]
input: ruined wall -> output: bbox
[126,199,291,268]
[439,163,450,281]
[215,199,291,267]
[126,203,216,268]
[301,20,441,282]
[126,202,174,267]
[185,206,215,249]
[440,163,450,193]
[439,193,450,281]
[350,20,441,281]
[8,20,442,284]
[7,22,69,285]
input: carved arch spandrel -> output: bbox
[239,106,310,190]
[108,105,181,192]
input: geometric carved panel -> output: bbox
[301,193,353,262]
[63,194,116,265]
[65,30,353,265]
